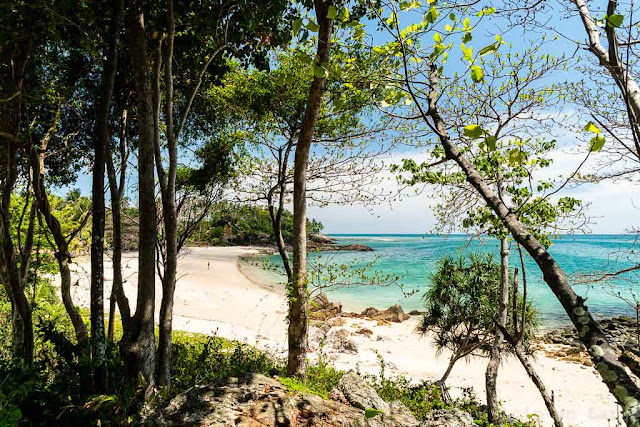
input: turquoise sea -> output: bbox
[258,234,640,328]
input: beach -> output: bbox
[65,246,619,426]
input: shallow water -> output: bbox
[253,234,640,328]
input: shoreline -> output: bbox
[63,246,619,426]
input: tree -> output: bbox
[393,38,584,422]
[288,0,336,377]
[420,253,536,387]
[91,0,123,391]
[208,49,398,284]
[377,1,640,419]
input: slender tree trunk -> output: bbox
[486,237,509,421]
[268,144,293,282]
[288,0,334,377]
[157,0,178,387]
[124,0,157,384]
[106,106,131,334]
[440,355,458,384]
[107,289,116,341]
[421,64,640,424]
[91,0,123,391]
[31,140,89,348]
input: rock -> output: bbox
[355,327,374,336]
[149,373,416,426]
[310,292,343,321]
[361,304,410,323]
[327,317,346,327]
[420,409,474,427]
[408,310,423,316]
[328,388,349,404]
[389,401,420,426]
[327,329,358,353]
[338,372,390,412]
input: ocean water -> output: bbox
[257,234,640,328]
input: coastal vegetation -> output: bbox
[2,0,640,425]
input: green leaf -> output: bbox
[433,32,442,43]
[463,124,484,139]
[607,14,624,27]
[307,20,320,32]
[444,24,453,32]
[460,43,473,61]
[485,135,497,151]
[590,135,605,151]
[462,32,472,43]
[339,7,350,22]
[470,65,484,83]
[327,5,337,19]
[478,44,497,56]
[425,7,439,24]
[508,148,525,165]
[365,408,384,419]
[313,64,327,78]
[583,121,601,134]
[292,19,302,36]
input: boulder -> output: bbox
[420,409,474,427]
[310,292,342,321]
[355,327,374,336]
[327,328,358,354]
[338,372,389,412]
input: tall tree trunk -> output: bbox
[125,0,157,384]
[106,106,131,336]
[157,0,178,387]
[31,127,89,348]
[92,0,123,391]
[0,40,34,364]
[288,0,335,377]
[486,237,509,421]
[421,64,640,424]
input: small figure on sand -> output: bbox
[207,261,210,270]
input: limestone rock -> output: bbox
[327,328,358,354]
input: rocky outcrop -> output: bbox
[360,304,410,323]
[147,372,455,427]
[307,234,374,252]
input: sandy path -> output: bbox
[64,246,619,426]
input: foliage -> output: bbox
[420,253,538,360]
[196,203,324,245]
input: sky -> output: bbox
[58,1,640,235]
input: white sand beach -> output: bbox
[65,246,620,427]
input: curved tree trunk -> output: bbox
[288,0,335,377]
[124,0,157,384]
[486,237,509,421]
[421,64,640,424]
[31,134,89,349]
